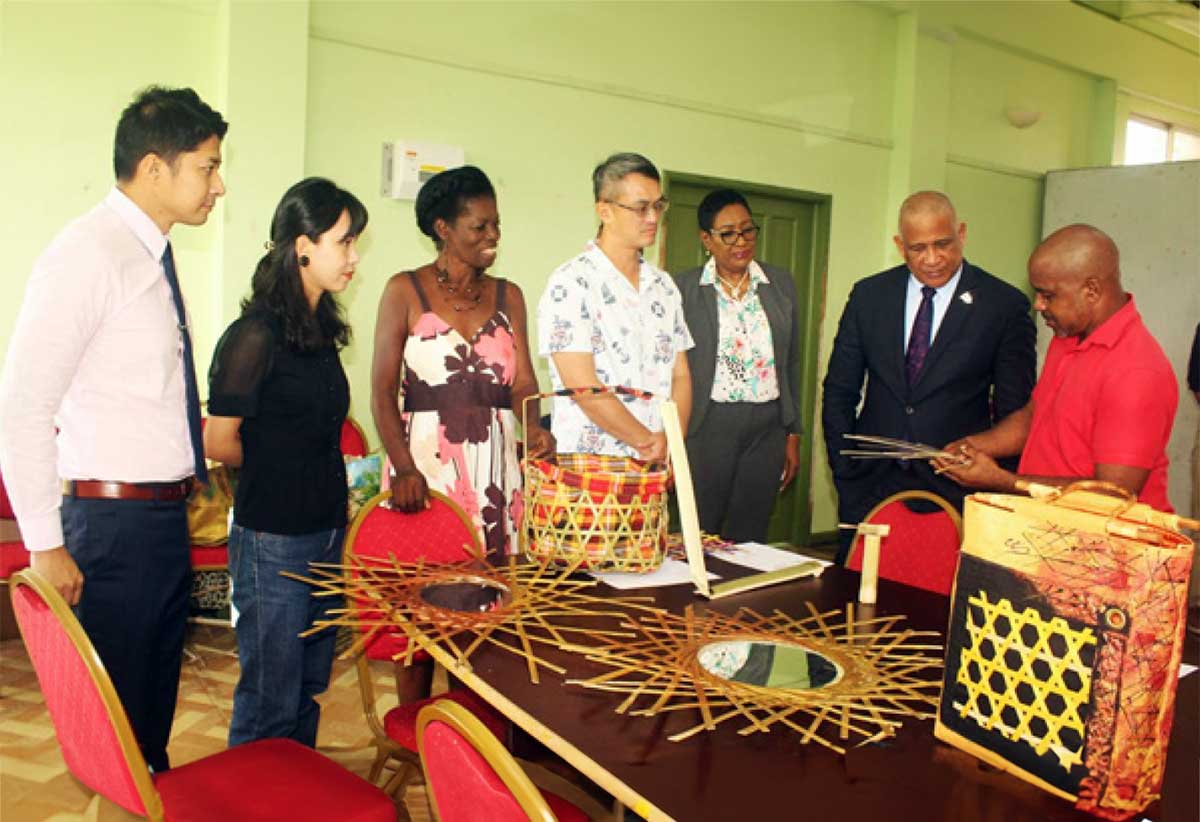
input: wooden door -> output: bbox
[660,175,829,545]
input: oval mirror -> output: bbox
[419,578,511,613]
[697,640,842,690]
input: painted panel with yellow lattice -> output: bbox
[935,485,1194,821]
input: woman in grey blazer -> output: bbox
[674,189,802,542]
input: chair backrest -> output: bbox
[417,699,556,822]
[341,416,369,457]
[344,489,482,660]
[846,490,963,596]
[8,570,163,819]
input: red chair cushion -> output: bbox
[847,500,960,595]
[11,582,148,816]
[543,790,590,822]
[423,721,587,822]
[189,543,228,569]
[341,419,369,457]
[155,737,394,822]
[0,541,30,578]
[384,688,507,752]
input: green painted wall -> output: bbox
[2,0,1197,540]
[948,34,1097,173]
[943,162,1044,292]
[0,0,221,359]
[213,0,311,359]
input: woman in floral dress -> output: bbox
[371,166,552,560]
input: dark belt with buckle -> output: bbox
[63,478,195,503]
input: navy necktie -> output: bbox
[162,243,208,484]
[905,285,937,386]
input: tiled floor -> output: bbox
[0,623,433,822]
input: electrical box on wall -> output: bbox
[380,140,465,200]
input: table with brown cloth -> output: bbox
[416,557,1199,822]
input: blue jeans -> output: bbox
[228,524,344,747]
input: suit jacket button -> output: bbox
[905,405,915,415]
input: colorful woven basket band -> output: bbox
[524,453,670,498]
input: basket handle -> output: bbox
[1016,478,1135,504]
[1017,478,1140,520]
[1060,480,1136,502]
[520,386,659,456]
[1015,479,1200,534]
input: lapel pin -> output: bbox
[959,291,974,305]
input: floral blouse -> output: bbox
[537,241,693,456]
[699,258,779,403]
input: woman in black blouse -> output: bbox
[204,178,367,747]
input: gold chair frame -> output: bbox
[845,489,964,567]
[343,489,482,808]
[417,699,558,822]
[10,569,168,819]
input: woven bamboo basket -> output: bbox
[520,387,670,573]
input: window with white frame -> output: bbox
[1124,115,1200,165]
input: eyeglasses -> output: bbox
[707,225,760,246]
[606,198,670,219]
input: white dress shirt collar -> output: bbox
[698,257,768,290]
[903,263,963,349]
[906,263,962,298]
[105,186,169,262]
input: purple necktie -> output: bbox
[905,285,937,386]
[162,243,208,484]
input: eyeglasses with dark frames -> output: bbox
[606,198,670,219]
[707,225,760,246]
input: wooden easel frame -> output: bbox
[659,400,823,599]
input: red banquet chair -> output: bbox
[8,568,396,822]
[345,490,507,803]
[417,699,591,822]
[189,417,230,614]
[0,463,31,640]
[846,490,964,596]
[342,415,370,457]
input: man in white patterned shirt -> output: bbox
[537,153,693,459]
[0,86,227,771]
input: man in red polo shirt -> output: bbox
[936,224,1176,509]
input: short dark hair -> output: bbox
[592,152,659,202]
[697,189,751,232]
[414,165,496,247]
[244,177,368,352]
[113,86,228,180]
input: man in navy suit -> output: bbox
[821,191,1036,561]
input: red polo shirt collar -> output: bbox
[1070,294,1137,352]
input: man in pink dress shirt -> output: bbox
[0,86,227,771]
